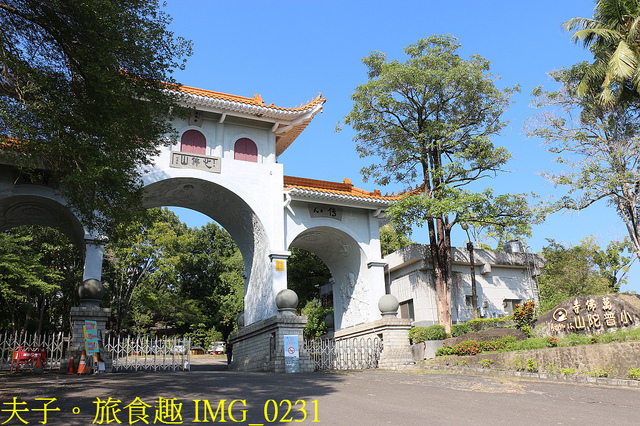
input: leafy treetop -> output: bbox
[0,0,192,233]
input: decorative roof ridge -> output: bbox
[284,175,396,201]
[176,85,325,112]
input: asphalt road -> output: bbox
[1,357,639,425]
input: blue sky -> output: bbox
[162,1,639,293]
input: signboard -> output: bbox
[309,204,342,221]
[170,152,221,173]
[85,320,99,354]
[283,335,300,373]
[536,295,640,336]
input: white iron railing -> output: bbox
[0,331,70,371]
[105,335,191,372]
[304,337,382,371]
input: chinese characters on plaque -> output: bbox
[170,152,221,173]
[540,295,639,336]
[308,204,342,220]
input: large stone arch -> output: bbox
[142,176,276,323]
[0,194,85,251]
[289,226,379,329]
[0,168,87,255]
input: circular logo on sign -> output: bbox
[553,308,568,322]
[287,347,296,354]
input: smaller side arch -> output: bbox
[288,226,385,330]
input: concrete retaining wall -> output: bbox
[439,341,640,379]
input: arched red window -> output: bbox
[180,130,206,155]
[234,138,258,163]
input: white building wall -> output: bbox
[385,244,543,326]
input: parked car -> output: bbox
[172,345,186,355]
[207,341,226,355]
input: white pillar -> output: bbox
[83,236,106,281]
[368,260,388,322]
[270,251,291,295]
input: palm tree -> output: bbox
[565,0,640,103]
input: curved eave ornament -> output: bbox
[171,86,326,157]
[285,188,393,210]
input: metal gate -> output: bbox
[105,335,191,372]
[304,337,382,371]
[0,331,69,371]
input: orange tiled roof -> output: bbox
[284,176,398,201]
[178,85,325,112]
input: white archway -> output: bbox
[289,226,381,329]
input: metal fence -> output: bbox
[105,335,191,372]
[304,337,382,371]
[0,331,69,371]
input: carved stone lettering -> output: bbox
[170,152,221,173]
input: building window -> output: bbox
[180,130,206,155]
[503,299,522,314]
[399,299,414,321]
[234,138,258,162]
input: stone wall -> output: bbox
[334,318,415,370]
[439,341,640,379]
[229,315,314,373]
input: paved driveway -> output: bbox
[1,358,639,425]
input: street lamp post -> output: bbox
[460,224,478,319]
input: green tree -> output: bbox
[341,35,531,332]
[379,223,413,257]
[564,0,640,103]
[0,0,192,233]
[528,63,640,266]
[177,222,244,339]
[301,299,333,340]
[592,238,633,292]
[0,225,81,333]
[102,208,188,334]
[537,238,625,313]
[286,247,331,308]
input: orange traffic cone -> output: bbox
[77,351,87,375]
[66,354,75,374]
[34,357,44,374]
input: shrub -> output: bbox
[525,358,538,372]
[590,335,599,344]
[455,340,482,356]
[546,337,558,348]
[451,323,471,337]
[479,358,492,368]
[409,325,447,343]
[436,346,456,356]
[513,357,523,371]
[587,367,609,378]
[513,301,536,330]
[560,367,575,375]
[628,367,640,380]
[520,325,533,338]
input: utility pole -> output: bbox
[466,241,478,319]
[461,223,478,319]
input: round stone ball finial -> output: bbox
[324,312,335,330]
[237,311,245,328]
[275,289,298,316]
[378,294,400,318]
[78,279,105,307]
